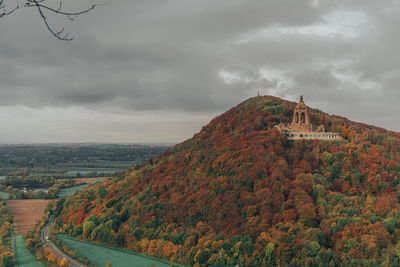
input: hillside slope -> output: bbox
[56,96,400,266]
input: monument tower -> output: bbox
[275,96,343,140]
[290,95,313,132]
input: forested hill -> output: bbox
[56,96,400,266]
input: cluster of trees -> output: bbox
[1,176,55,188]
[0,168,66,176]
[0,201,13,267]
[55,96,400,266]
[0,168,117,182]
[0,179,84,199]
[53,171,117,180]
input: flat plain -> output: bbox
[0,191,9,199]
[14,234,44,267]
[58,184,88,198]
[57,235,171,267]
[7,199,53,234]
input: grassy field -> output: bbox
[0,191,9,199]
[14,234,44,267]
[58,184,89,198]
[57,235,172,267]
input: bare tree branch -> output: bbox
[0,0,97,40]
[25,0,95,17]
[0,0,18,18]
[32,0,73,41]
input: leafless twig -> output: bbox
[1,0,96,40]
[0,0,19,18]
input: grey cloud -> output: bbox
[0,0,328,110]
[1,0,400,142]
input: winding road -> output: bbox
[41,218,86,267]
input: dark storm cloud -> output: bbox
[1,0,400,142]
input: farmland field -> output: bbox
[14,234,44,267]
[75,177,106,184]
[58,184,88,198]
[7,200,53,234]
[0,191,9,199]
[57,235,172,267]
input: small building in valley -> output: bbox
[275,96,343,140]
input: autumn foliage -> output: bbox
[56,96,400,266]
[0,200,13,267]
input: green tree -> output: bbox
[83,221,96,239]
[307,241,320,257]
[264,243,276,265]
[99,187,107,199]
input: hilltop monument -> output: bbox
[276,96,343,140]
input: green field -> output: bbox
[57,235,172,267]
[0,191,9,199]
[14,234,44,267]
[58,184,89,198]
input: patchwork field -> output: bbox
[14,234,44,267]
[57,235,172,267]
[58,184,88,198]
[7,200,53,234]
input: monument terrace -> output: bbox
[275,96,343,141]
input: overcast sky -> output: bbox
[0,0,399,143]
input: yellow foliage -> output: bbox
[47,252,57,262]
[162,242,176,258]
[35,250,44,260]
[59,258,69,267]
[138,238,149,252]
[25,238,34,248]
[0,246,14,261]
[147,240,157,255]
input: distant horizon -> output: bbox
[0,142,175,146]
[0,94,399,144]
